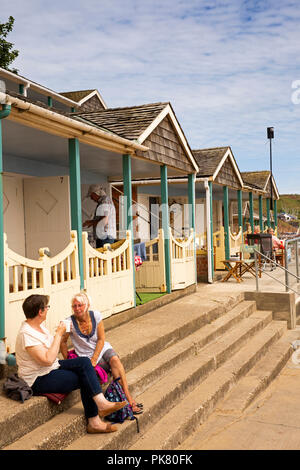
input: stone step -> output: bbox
[0,386,81,450]
[178,330,294,450]
[126,300,257,397]
[105,291,244,372]
[214,333,294,414]
[0,292,244,449]
[64,310,275,451]
[130,321,286,450]
[3,301,259,451]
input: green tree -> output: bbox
[0,16,19,73]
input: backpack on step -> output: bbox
[104,377,139,433]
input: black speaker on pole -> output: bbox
[267,127,274,139]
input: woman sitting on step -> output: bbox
[15,294,127,434]
[59,291,143,415]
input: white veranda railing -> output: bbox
[4,231,80,352]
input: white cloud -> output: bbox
[1,0,300,192]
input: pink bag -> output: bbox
[67,349,108,384]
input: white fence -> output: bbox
[135,229,166,292]
[82,231,134,319]
[3,225,198,352]
[4,231,80,352]
[170,228,196,290]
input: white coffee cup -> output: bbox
[62,319,71,332]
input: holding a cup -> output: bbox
[62,319,71,332]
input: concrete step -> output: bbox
[0,292,244,449]
[126,300,257,397]
[0,386,81,450]
[64,310,275,451]
[105,291,244,372]
[130,320,286,450]
[3,300,257,450]
[213,333,294,414]
[178,330,294,450]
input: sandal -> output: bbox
[131,402,143,414]
[87,423,117,433]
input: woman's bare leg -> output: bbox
[109,356,142,412]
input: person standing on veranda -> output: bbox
[83,185,116,248]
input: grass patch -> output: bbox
[136,292,167,305]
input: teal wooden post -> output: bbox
[161,165,171,293]
[0,105,11,339]
[266,198,270,228]
[223,186,230,260]
[47,96,53,107]
[259,195,263,232]
[249,192,254,232]
[123,154,136,306]
[209,181,214,277]
[188,174,197,284]
[68,138,84,290]
[188,174,195,231]
[274,199,278,229]
[237,189,243,231]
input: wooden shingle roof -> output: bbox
[60,90,96,102]
[241,171,270,190]
[192,147,229,177]
[75,102,168,140]
[241,171,279,199]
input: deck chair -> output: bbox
[247,234,275,271]
[239,244,260,278]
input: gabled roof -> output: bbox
[0,66,79,107]
[75,102,199,172]
[241,171,279,199]
[60,89,95,102]
[193,147,228,177]
[60,89,107,110]
[192,146,244,187]
[75,102,168,140]
[241,171,270,189]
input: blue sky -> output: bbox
[1,0,300,193]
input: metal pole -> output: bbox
[269,138,273,208]
[285,241,289,292]
[267,127,274,211]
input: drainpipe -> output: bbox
[0,104,11,340]
[204,179,213,284]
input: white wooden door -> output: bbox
[3,175,26,256]
[24,176,71,259]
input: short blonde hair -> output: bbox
[71,291,91,311]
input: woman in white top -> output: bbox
[15,294,127,434]
[60,292,143,415]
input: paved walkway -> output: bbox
[182,269,300,450]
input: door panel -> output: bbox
[3,175,26,256]
[24,176,71,259]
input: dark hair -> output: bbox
[22,294,50,319]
